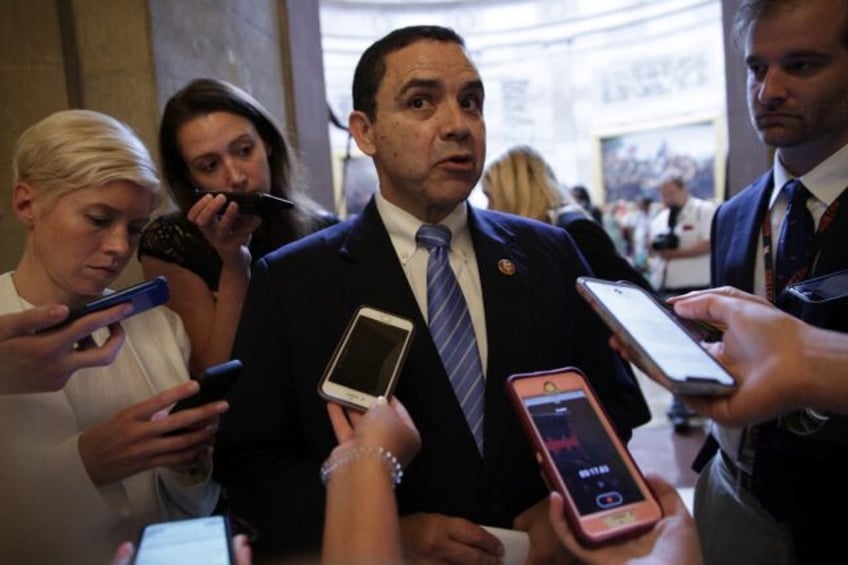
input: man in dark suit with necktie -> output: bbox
[213,25,650,563]
[694,1,848,563]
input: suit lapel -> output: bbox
[467,208,533,465]
[714,172,772,291]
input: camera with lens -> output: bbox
[651,232,679,251]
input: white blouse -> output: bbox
[0,272,220,564]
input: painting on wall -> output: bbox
[595,118,724,204]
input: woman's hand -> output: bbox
[78,380,228,485]
[326,396,421,468]
[188,193,260,270]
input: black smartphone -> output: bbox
[169,359,243,416]
[36,276,169,334]
[576,276,737,395]
[506,367,663,547]
[779,269,848,331]
[132,515,233,564]
[318,305,415,411]
[194,190,294,215]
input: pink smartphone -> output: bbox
[506,367,663,547]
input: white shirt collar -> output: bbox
[375,192,471,258]
[771,142,848,208]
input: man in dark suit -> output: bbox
[214,25,650,562]
[694,1,848,563]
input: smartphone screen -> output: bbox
[507,369,662,546]
[319,306,415,410]
[576,276,736,395]
[133,515,232,565]
[526,389,645,514]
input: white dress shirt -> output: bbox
[375,192,488,375]
[0,272,219,565]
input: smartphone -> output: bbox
[166,360,242,435]
[194,190,294,215]
[576,276,736,395]
[132,515,233,565]
[656,297,723,342]
[506,367,663,547]
[779,269,848,331]
[36,276,169,333]
[318,305,415,411]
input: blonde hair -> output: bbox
[482,145,564,223]
[12,109,160,212]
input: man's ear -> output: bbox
[12,182,37,228]
[348,111,377,157]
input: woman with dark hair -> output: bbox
[139,78,337,373]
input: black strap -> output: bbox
[667,205,680,229]
[691,433,719,473]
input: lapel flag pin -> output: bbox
[498,259,516,276]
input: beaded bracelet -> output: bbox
[320,445,404,488]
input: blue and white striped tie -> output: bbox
[416,224,485,454]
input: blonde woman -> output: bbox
[0,110,225,564]
[483,145,651,290]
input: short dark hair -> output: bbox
[571,185,592,203]
[660,176,686,190]
[158,78,321,234]
[352,26,466,121]
[733,0,848,50]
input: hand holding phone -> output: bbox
[132,515,233,564]
[36,276,169,334]
[576,276,736,396]
[506,367,663,547]
[318,306,415,411]
[166,359,242,435]
[194,190,294,216]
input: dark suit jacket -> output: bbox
[556,212,653,292]
[214,199,650,555]
[710,171,773,290]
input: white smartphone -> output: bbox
[576,276,736,395]
[318,305,416,411]
[507,368,663,547]
[132,515,233,565]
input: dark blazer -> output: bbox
[214,198,650,555]
[556,212,653,292]
[710,171,773,290]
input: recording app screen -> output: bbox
[332,317,407,394]
[135,517,230,565]
[525,390,644,516]
[588,282,733,384]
